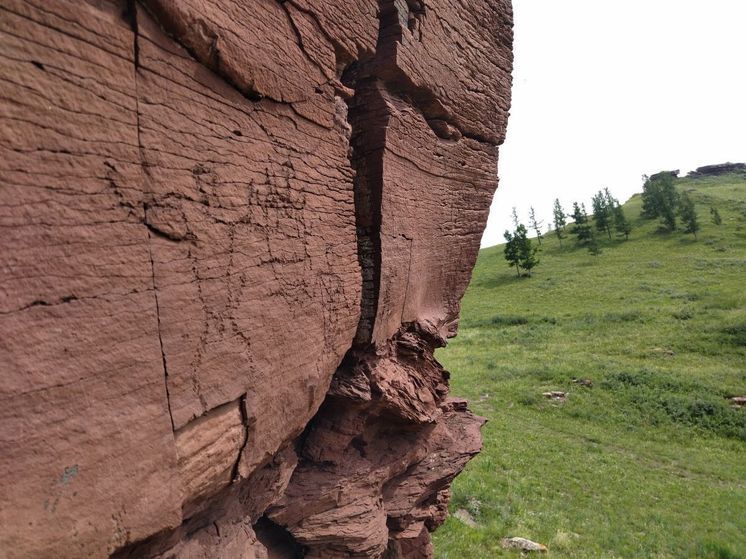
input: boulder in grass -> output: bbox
[453,509,478,528]
[500,537,548,552]
[572,378,593,387]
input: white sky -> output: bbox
[481,0,746,247]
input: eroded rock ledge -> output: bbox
[0,1,512,557]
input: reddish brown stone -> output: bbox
[0,0,512,557]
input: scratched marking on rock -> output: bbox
[44,464,80,513]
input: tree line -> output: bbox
[640,173,701,237]
[504,187,631,275]
[502,174,717,278]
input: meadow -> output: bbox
[433,173,746,558]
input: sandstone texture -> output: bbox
[0,1,513,557]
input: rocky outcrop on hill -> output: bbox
[650,170,680,181]
[688,163,746,177]
[0,1,512,557]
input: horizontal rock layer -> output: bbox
[0,0,512,557]
[687,162,746,177]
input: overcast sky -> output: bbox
[481,0,746,247]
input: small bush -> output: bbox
[600,371,745,440]
[604,310,645,323]
[722,321,746,347]
[673,307,694,320]
[489,314,529,326]
[517,391,542,406]
[694,541,743,559]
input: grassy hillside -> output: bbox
[433,173,746,559]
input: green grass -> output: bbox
[433,173,746,559]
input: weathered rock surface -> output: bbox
[0,1,512,557]
[687,162,746,177]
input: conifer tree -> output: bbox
[613,201,632,240]
[515,224,539,276]
[571,202,593,245]
[504,224,539,277]
[553,199,567,247]
[528,206,544,246]
[660,189,678,231]
[592,190,612,240]
[640,174,678,230]
[503,229,520,277]
[640,175,657,218]
[679,191,700,239]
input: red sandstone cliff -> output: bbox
[0,1,513,557]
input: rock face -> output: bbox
[687,162,746,177]
[0,1,512,557]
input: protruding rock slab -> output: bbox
[375,0,512,144]
[351,82,500,346]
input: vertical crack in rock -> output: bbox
[144,206,176,433]
[400,236,414,326]
[128,0,177,433]
[129,0,176,433]
[346,78,386,345]
[125,0,141,70]
[231,394,251,482]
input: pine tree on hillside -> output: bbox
[640,175,658,218]
[529,206,544,246]
[603,187,616,208]
[516,224,540,276]
[613,201,632,240]
[710,206,722,226]
[679,191,700,239]
[504,224,540,277]
[640,174,678,231]
[660,189,678,231]
[503,229,520,277]
[592,189,612,240]
[571,202,593,245]
[553,199,567,247]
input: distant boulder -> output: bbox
[688,162,746,177]
[650,170,680,181]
